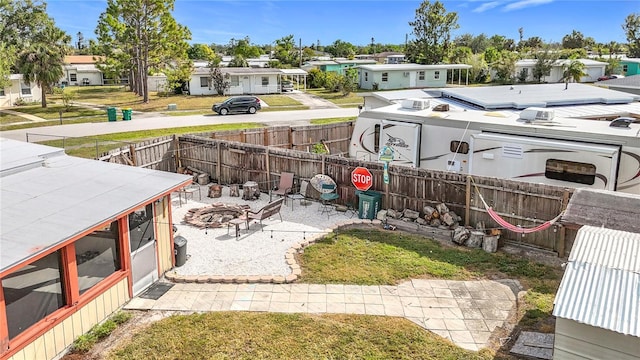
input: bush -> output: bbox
[61,90,76,111]
[71,311,132,353]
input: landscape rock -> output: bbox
[452,226,471,245]
[416,217,427,225]
[387,209,400,219]
[483,235,499,253]
[403,209,420,219]
[376,209,388,221]
[436,203,449,216]
[466,231,484,248]
[402,217,414,222]
[429,218,442,227]
[424,206,438,220]
[441,212,456,227]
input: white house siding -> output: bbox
[147,75,168,92]
[553,319,640,360]
[189,74,280,96]
[359,69,447,90]
[7,278,129,360]
[0,76,42,108]
[511,60,606,83]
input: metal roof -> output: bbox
[358,64,472,71]
[0,138,192,274]
[439,83,639,110]
[279,68,308,75]
[553,225,640,337]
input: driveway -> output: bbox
[286,90,341,109]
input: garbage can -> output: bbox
[122,108,132,121]
[107,107,117,122]
[356,190,382,220]
[174,235,187,267]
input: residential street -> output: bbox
[1,107,360,142]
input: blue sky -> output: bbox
[47,0,637,47]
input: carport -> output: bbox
[280,68,308,92]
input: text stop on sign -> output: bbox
[351,167,373,191]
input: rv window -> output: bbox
[382,72,388,82]
[545,159,596,185]
[450,141,469,154]
[374,124,380,153]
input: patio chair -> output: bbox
[270,172,294,202]
[319,183,339,217]
[287,180,310,209]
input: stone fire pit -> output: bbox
[184,203,250,229]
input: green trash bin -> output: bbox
[356,190,382,220]
[122,108,132,121]
[107,107,117,122]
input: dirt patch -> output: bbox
[60,310,185,360]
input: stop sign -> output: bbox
[351,167,373,191]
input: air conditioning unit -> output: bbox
[520,107,555,122]
[401,98,430,110]
[402,72,410,77]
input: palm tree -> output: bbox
[18,22,70,108]
[560,59,586,90]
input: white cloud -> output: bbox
[502,0,554,12]
[472,1,502,13]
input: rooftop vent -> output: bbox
[520,107,555,122]
[401,98,430,110]
[609,117,638,128]
[432,103,449,112]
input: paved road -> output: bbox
[1,108,360,142]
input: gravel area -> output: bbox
[171,184,356,277]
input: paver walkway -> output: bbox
[125,278,519,351]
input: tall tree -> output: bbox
[17,21,71,107]
[229,36,261,59]
[561,59,586,90]
[408,0,459,64]
[491,50,518,83]
[532,48,557,83]
[95,0,191,102]
[623,13,640,58]
[562,30,586,49]
[325,39,356,58]
[188,43,216,60]
[273,35,298,66]
[0,0,50,88]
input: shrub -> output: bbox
[71,311,132,353]
[61,90,76,111]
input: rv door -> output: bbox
[469,133,620,190]
[380,120,421,167]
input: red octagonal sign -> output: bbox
[351,166,373,191]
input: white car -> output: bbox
[281,81,294,92]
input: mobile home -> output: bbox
[349,100,640,194]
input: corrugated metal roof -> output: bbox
[279,69,307,75]
[0,138,192,274]
[553,226,640,337]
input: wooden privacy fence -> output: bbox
[98,127,575,256]
[176,135,575,256]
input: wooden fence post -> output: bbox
[216,142,222,183]
[174,135,181,171]
[263,128,269,146]
[465,176,471,227]
[557,188,571,257]
[129,144,136,166]
[265,148,271,191]
[288,127,293,149]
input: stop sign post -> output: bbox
[351,167,373,191]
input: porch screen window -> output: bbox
[75,221,121,295]
[128,204,155,252]
[230,76,239,86]
[434,71,440,80]
[20,83,31,95]
[545,159,596,185]
[2,251,66,340]
[419,71,425,80]
[262,77,269,86]
[382,72,388,82]
[70,73,77,82]
[200,77,209,88]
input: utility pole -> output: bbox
[299,38,302,68]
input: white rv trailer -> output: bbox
[349,100,640,194]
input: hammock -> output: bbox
[471,177,564,234]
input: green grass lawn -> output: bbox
[40,123,264,158]
[306,88,365,107]
[9,104,105,119]
[107,313,492,360]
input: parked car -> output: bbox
[597,74,625,81]
[212,96,261,115]
[281,81,294,92]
